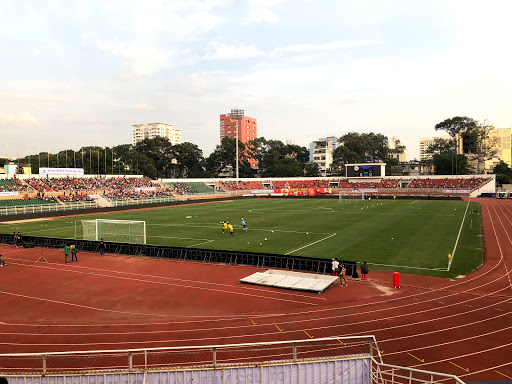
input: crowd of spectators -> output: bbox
[273,180,330,189]
[408,177,492,190]
[0,179,30,192]
[169,182,197,195]
[343,179,402,189]
[28,176,156,192]
[25,195,58,202]
[103,189,174,201]
[58,193,93,202]
[218,181,265,190]
[27,178,52,192]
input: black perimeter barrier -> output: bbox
[0,233,358,277]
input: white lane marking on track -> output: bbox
[489,204,512,290]
[2,261,323,310]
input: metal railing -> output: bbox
[0,196,179,216]
[371,358,464,384]
[0,201,98,216]
[0,336,378,375]
[108,196,178,207]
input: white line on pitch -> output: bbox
[187,240,215,248]
[369,262,447,271]
[448,200,471,271]
[285,233,336,255]
[149,235,213,241]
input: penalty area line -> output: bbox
[369,262,447,272]
[285,233,336,255]
[187,240,215,248]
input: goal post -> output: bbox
[81,219,146,244]
[338,190,365,201]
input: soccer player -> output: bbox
[228,223,234,236]
[0,253,6,267]
[70,244,77,262]
[222,221,227,234]
[241,217,247,231]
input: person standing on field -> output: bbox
[228,223,234,237]
[64,244,70,264]
[361,261,369,280]
[332,258,339,276]
[339,264,347,286]
[70,244,77,262]
[98,239,106,256]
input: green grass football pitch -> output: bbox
[0,198,483,278]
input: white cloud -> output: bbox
[274,40,377,54]
[202,40,376,61]
[202,42,266,60]
[242,0,285,24]
[95,39,127,56]
[0,112,40,128]
[242,8,279,24]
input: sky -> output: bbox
[1,0,512,161]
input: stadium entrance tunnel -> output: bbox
[0,233,358,276]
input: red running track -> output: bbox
[0,198,511,381]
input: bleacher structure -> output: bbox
[0,337,465,384]
[0,174,496,217]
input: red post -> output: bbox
[393,272,400,288]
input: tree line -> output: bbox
[3,115,511,181]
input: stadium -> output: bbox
[0,171,511,384]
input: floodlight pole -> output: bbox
[230,109,244,183]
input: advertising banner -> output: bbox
[135,187,157,191]
[251,190,275,194]
[443,189,471,194]
[0,191,19,196]
[39,168,85,176]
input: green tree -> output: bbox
[461,125,499,174]
[493,161,512,185]
[172,142,205,178]
[205,137,250,177]
[435,116,477,175]
[262,158,303,177]
[334,132,389,166]
[136,137,175,178]
[304,161,321,177]
[433,153,473,175]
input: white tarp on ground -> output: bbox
[240,269,338,293]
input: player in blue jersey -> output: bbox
[241,217,247,231]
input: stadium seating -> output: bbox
[0,178,30,192]
[0,197,60,207]
[217,181,265,190]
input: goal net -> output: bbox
[339,191,365,200]
[81,219,146,244]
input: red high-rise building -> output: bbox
[220,113,258,168]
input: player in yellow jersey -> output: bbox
[222,221,227,234]
[228,223,234,236]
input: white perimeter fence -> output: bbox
[0,337,464,384]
